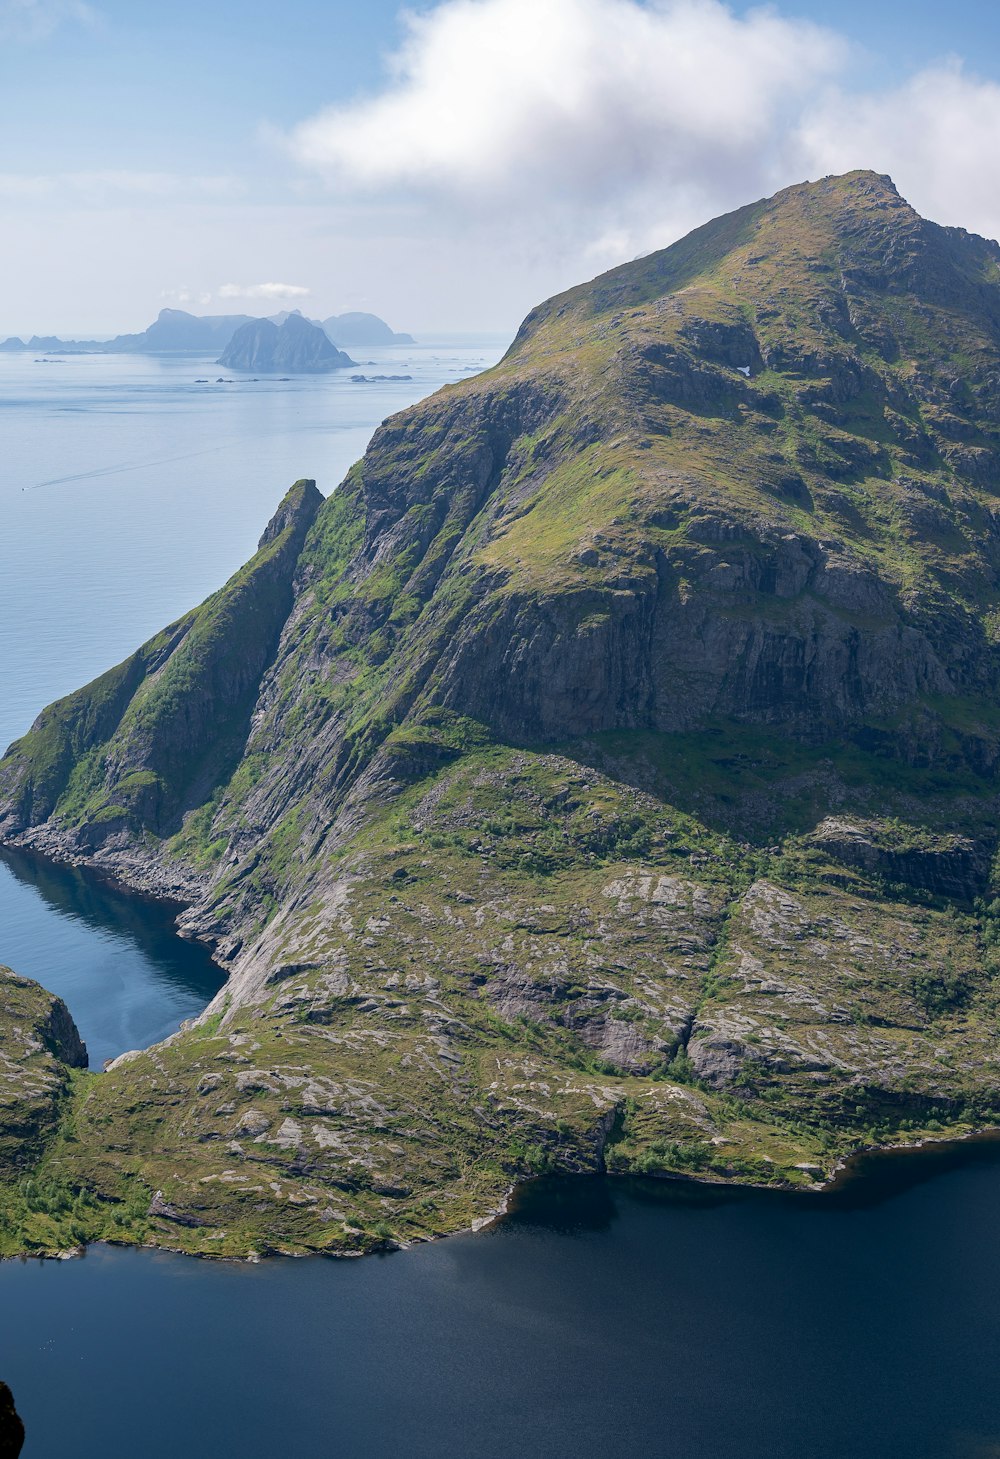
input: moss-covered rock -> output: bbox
[0,966,85,1175]
[6,172,1000,1254]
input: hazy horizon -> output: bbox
[4,0,1000,337]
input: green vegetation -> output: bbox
[5,172,1000,1255]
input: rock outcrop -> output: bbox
[0,966,86,1172]
[218,315,354,373]
[5,171,1000,1255]
[0,1383,24,1459]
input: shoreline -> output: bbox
[8,1125,1000,1268]
[4,837,1000,1265]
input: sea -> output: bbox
[2,344,1000,1458]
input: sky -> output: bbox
[3,0,1000,336]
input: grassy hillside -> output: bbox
[5,171,1000,1254]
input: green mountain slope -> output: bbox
[5,170,1000,1256]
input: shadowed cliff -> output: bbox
[5,173,1000,1257]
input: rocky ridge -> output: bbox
[4,171,1000,1255]
[218,315,355,373]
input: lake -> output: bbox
[3,344,1000,1459]
[4,1162,1000,1458]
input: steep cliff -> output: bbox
[218,315,354,372]
[0,967,85,1175]
[5,171,1000,1256]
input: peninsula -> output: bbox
[4,172,1000,1258]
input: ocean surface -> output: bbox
[0,341,505,755]
[3,344,1000,1458]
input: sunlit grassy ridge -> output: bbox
[5,171,1000,1253]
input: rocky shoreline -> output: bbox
[4,172,1000,1257]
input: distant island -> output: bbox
[324,312,414,346]
[218,315,354,373]
[0,306,414,361]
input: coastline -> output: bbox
[4,838,1000,1264]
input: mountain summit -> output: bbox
[5,171,1000,1256]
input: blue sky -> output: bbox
[3,0,1000,335]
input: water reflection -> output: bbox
[0,846,223,1067]
[509,1133,1000,1239]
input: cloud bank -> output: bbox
[290,0,843,219]
[216,282,311,301]
[287,0,1000,267]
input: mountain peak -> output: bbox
[509,169,1000,364]
[8,171,1000,1253]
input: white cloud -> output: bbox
[10,0,1000,339]
[284,0,1000,281]
[161,287,214,308]
[216,282,311,301]
[289,0,844,217]
[0,0,96,42]
[794,61,1000,244]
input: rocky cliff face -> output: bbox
[218,315,354,372]
[0,967,85,1175]
[5,171,1000,1256]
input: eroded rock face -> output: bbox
[806,818,990,903]
[0,966,86,1172]
[5,172,1000,1253]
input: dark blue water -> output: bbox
[5,1160,1000,1458]
[0,847,222,1068]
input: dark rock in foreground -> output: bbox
[0,1383,24,1459]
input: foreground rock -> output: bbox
[4,171,1000,1255]
[0,1383,24,1459]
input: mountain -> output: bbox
[0,310,254,355]
[323,311,415,346]
[0,308,412,357]
[6,170,1000,1256]
[135,308,257,352]
[218,314,355,372]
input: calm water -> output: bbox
[0,847,222,1068]
[5,1163,1000,1458]
[4,345,1000,1458]
[0,341,505,753]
